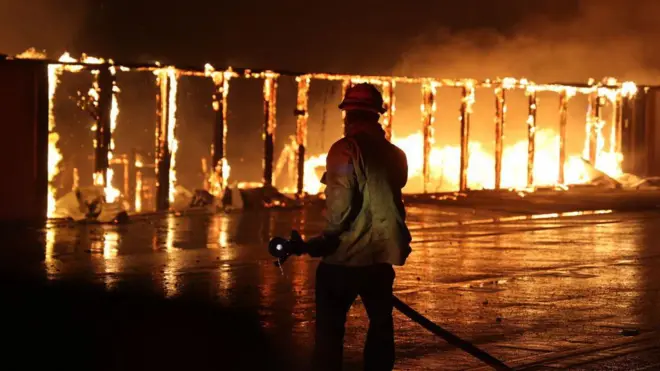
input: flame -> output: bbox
[299,126,625,195]
[47,52,123,216]
[15,48,47,59]
[88,61,121,203]
[222,158,231,183]
[47,63,64,216]
[135,158,143,212]
[303,154,327,194]
[39,54,638,207]
[207,65,233,194]
[237,182,264,189]
[154,67,180,205]
[105,76,121,203]
[167,68,179,203]
[621,82,638,98]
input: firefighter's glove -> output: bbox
[306,234,340,258]
[288,230,307,256]
[274,230,341,258]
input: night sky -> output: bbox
[2,0,577,74]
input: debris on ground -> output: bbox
[222,184,299,210]
[52,186,129,223]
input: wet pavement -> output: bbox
[2,204,660,370]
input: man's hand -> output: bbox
[283,230,341,258]
[288,230,307,256]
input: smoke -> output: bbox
[0,0,88,56]
[396,0,660,84]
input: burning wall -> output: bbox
[11,49,643,218]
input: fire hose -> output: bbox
[268,234,513,371]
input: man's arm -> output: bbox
[306,139,359,257]
[398,148,409,189]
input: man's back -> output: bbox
[312,84,407,371]
[321,122,412,267]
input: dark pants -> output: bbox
[312,262,395,371]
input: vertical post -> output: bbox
[72,168,79,190]
[135,169,143,213]
[295,75,311,197]
[621,94,632,173]
[47,64,64,217]
[586,90,602,165]
[611,93,621,155]
[382,80,395,141]
[526,88,538,188]
[211,71,230,196]
[263,74,278,187]
[128,149,137,212]
[95,67,113,188]
[644,88,656,176]
[620,83,639,174]
[494,85,507,189]
[155,70,171,211]
[558,90,569,184]
[122,157,129,201]
[634,89,648,176]
[421,81,436,193]
[459,83,474,191]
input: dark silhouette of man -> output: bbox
[299,83,411,371]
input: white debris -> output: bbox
[52,186,127,222]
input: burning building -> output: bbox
[1,49,659,223]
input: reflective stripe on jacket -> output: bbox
[320,121,411,267]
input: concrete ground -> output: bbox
[1,203,659,370]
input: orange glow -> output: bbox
[44,51,124,215]
[46,64,63,216]
[237,182,264,189]
[135,158,144,212]
[89,63,121,203]
[300,126,628,195]
[15,51,643,204]
[206,64,234,193]
[295,78,637,195]
[154,67,180,204]
[167,69,180,204]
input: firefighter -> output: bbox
[293,83,411,370]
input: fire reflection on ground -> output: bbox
[26,205,660,369]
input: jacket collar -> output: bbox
[345,120,385,138]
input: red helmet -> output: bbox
[338,83,386,114]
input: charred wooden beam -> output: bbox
[645,88,656,176]
[558,90,569,184]
[459,84,474,191]
[526,90,538,188]
[211,72,230,196]
[621,94,635,173]
[155,70,171,211]
[494,86,506,189]
[421,82,436,193]
[295,76,310,197]
[128,149,137,211]
[587,91,603,164]
[382,80,395,141]
[95,67,113,188]
[263,76,278,187]
[613,93,624,155]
